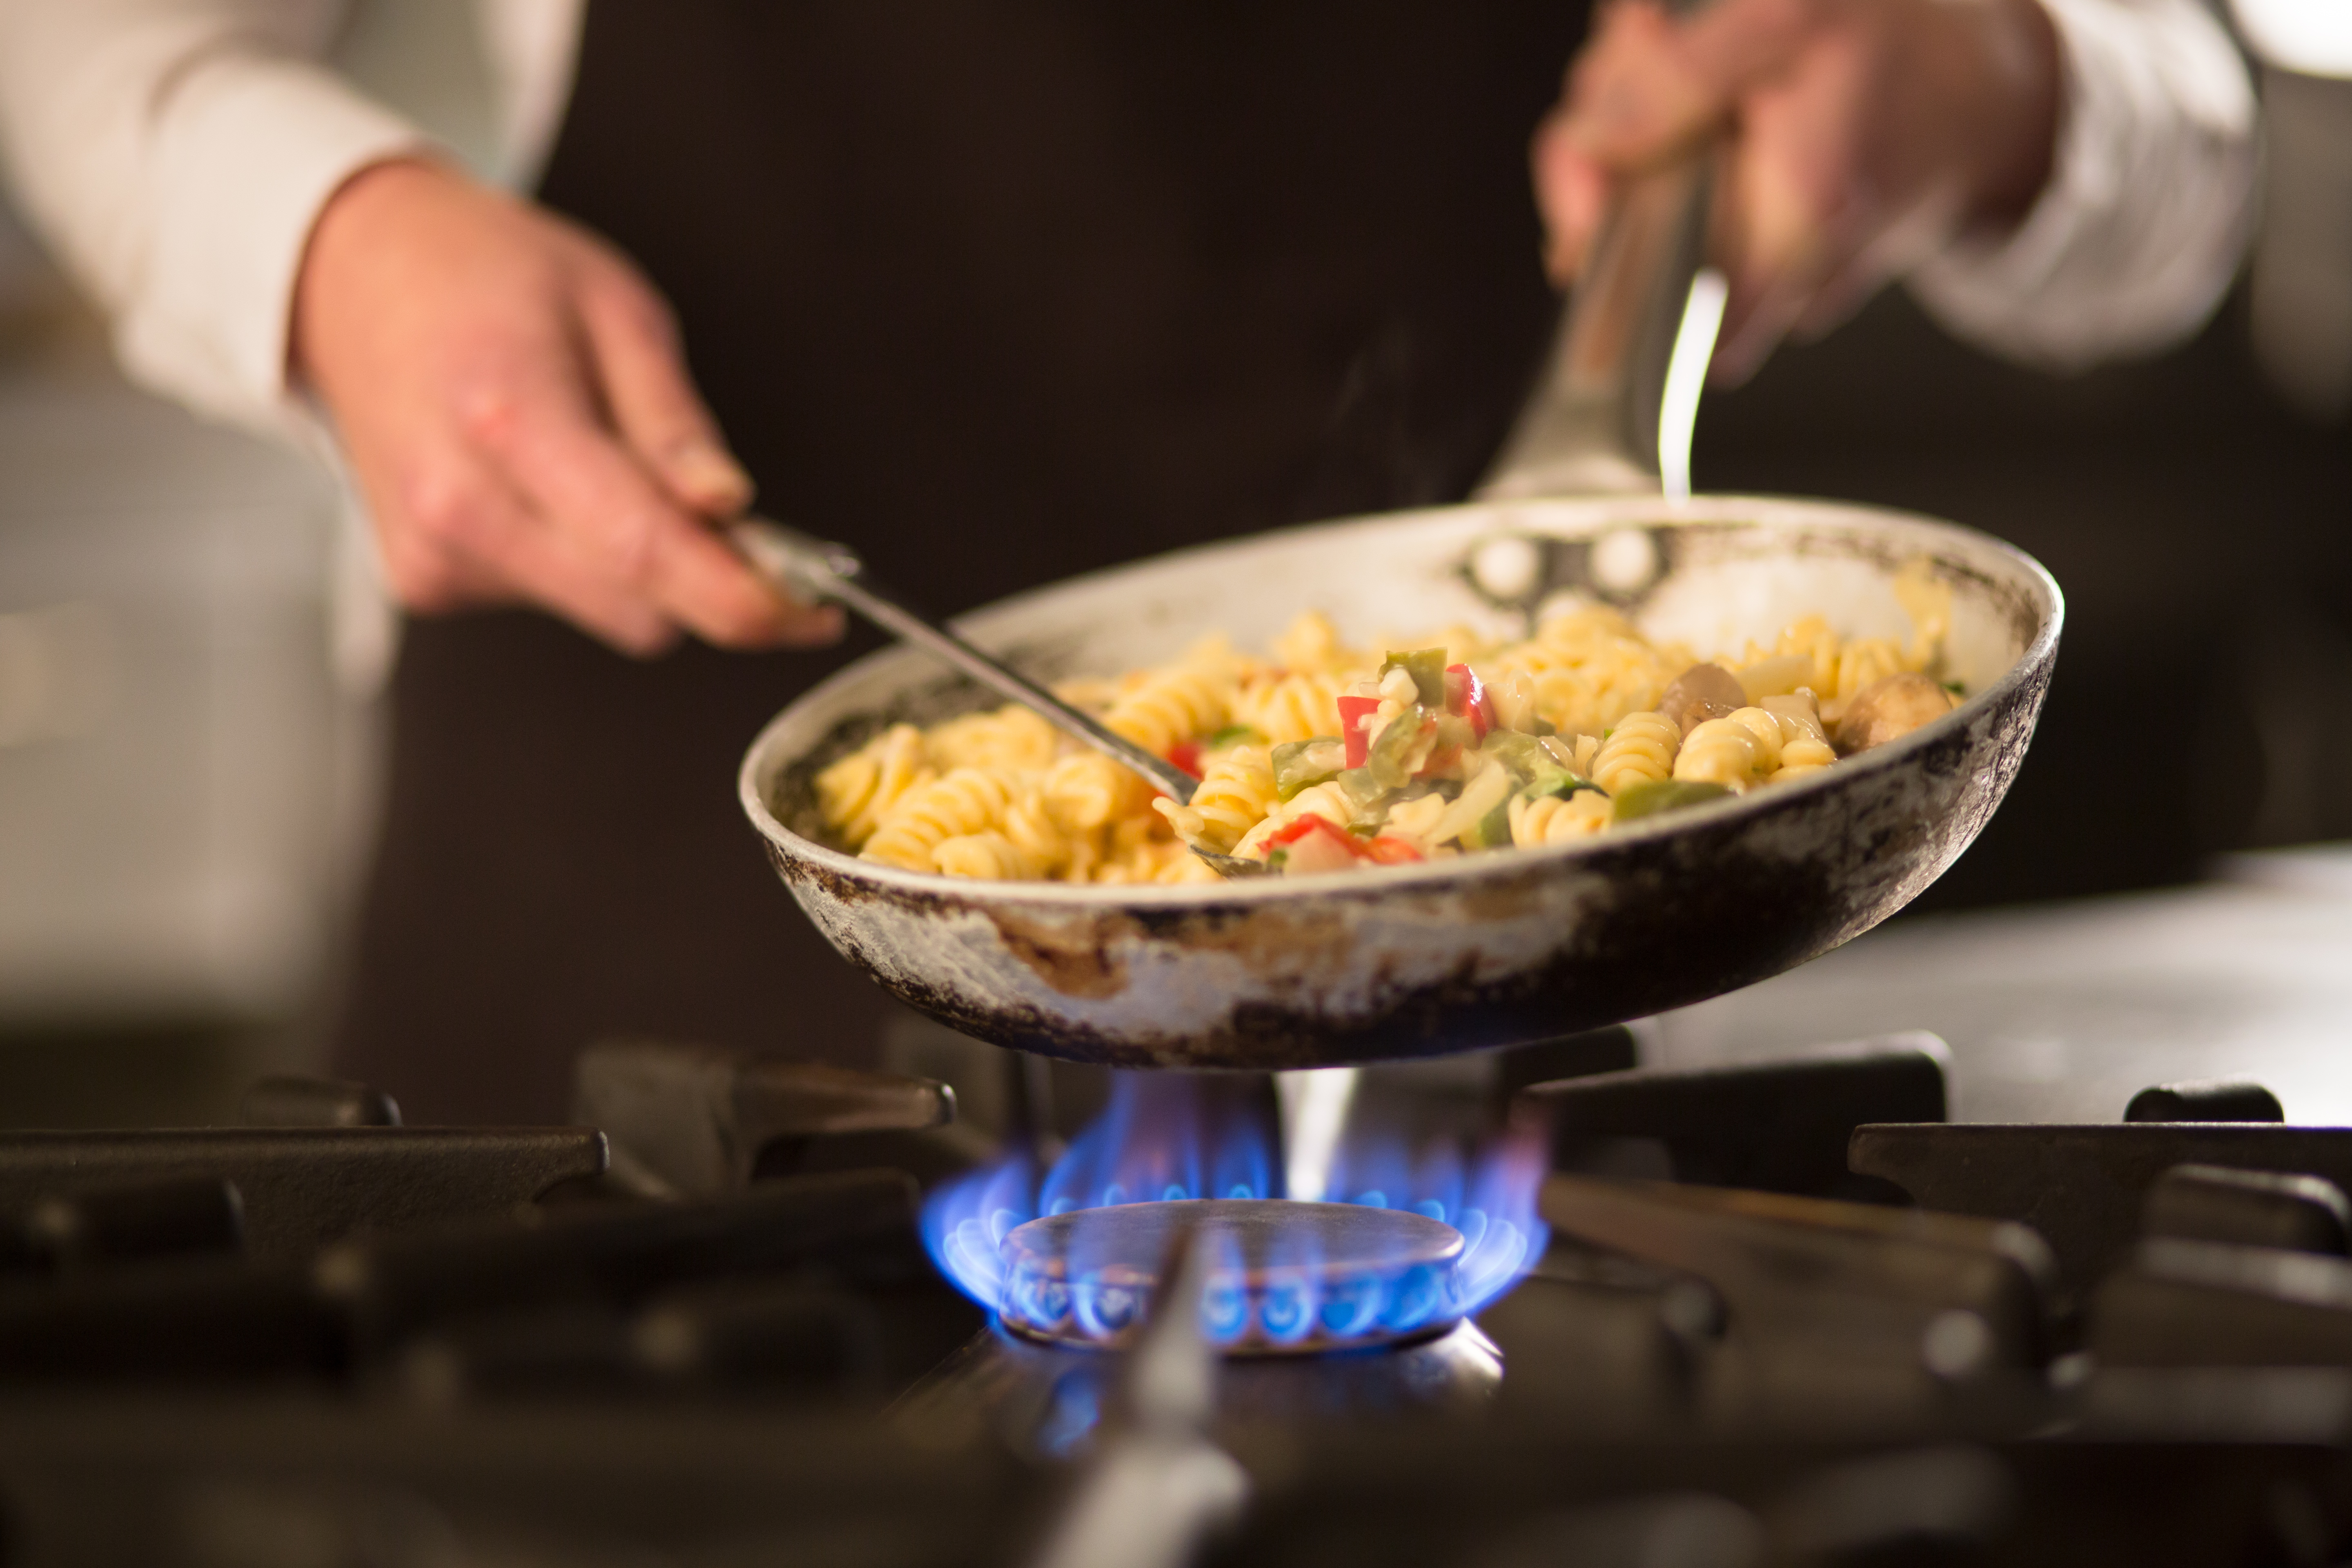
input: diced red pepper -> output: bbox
[1336,695,1383,769]
[1167,739,1203,780]
[1444,664,1494,740]
[1265,813,1349,849]
[1261,813,1361,874]
[1261,815,1422,870]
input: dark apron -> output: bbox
[333,0,1588,1122]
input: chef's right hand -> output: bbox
[290,158,844,656]
[1533,0,2060,384]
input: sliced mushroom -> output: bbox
[1832,672,1955,755]
[1659,662,1746,737]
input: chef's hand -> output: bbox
[1534,0,2060,382]
[291,159,843,655]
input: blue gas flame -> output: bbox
[922,1074,1548,1347]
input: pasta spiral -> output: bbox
[1509,790,1613,846]
[861,768,1016,871]
[1673,708,1784,789]
[933,831,1041,880]
[1592,711,1679,795]
[927,706,1059,771]
[1760,694,1836,782]
[815,724,935,849]
[999,784,1074,876]
[1271,610,1359,677]
[1232,671,1346,746]
[1043,752,1142,832]
[1104,666,1227,757]
[1155,745,1276,854]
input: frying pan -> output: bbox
[735,156,2063,1071]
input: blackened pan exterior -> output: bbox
[739,495,2060,1069]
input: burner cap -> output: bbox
[999,1198,1466,1354]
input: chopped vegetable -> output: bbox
[1265,813,1337,848]
[1271,737,1347,801]
[1426,761,1514,848]
[1205,723,1266,749]
[1479,731,1564,790]
[1167,739,1203,779]
[1359,835,1425,865]
[1268,814,1360,875]
[1832,672,1955,755]
[1337,694,1383,769]
[1659,663,1745,737]
[1367,706,1438,790]
[1379,648,1448,709]
[1536,735,1580,771]
[1612,779,1733,821]
[1522,772,1603,802]
[1443,663,1494,739]
[1459,795,1514,851]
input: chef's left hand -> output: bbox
[1533,0,2060,382]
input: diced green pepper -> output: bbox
[1333,767,1388,822]
[1478,731,1554,786]
[1378,649,1448,709]
[1270,737,1347,801]
[1367,706,1437,790]
[1206,723,1267,749]
[1521,773,1603,802]
[1460,795,1515,851]
[1611,779,1733,821]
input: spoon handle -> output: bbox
[730,518,1199,805]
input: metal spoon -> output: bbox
[729,517,1199,804]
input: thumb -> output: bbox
[577,270,757,519]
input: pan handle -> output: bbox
[1478,144,1722,502]
[729,517,1200,805]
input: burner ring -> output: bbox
[998,1198,1466,1354]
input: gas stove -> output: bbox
[2,979,2350,1565]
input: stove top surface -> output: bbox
[7,861,2352,1566]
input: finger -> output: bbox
[1531,113,1611,283]
[1557,0,1724,169]
[1679,0,1823,101]
[1708,129,1831,383]
[389,446,680,653]
[461,371,837,649]
[1558,0,1820,171]
[576,271,756,518]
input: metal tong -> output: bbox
[728,518,1198,805]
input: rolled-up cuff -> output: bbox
[114,55,428,432]
[1907,0,2256,371]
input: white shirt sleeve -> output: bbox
[1909,0,2258,371]
[0,0,428,432]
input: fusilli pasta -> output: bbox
[814,575,1957,880]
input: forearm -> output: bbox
[0,0,426,428]
[1908,0,2258,370]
